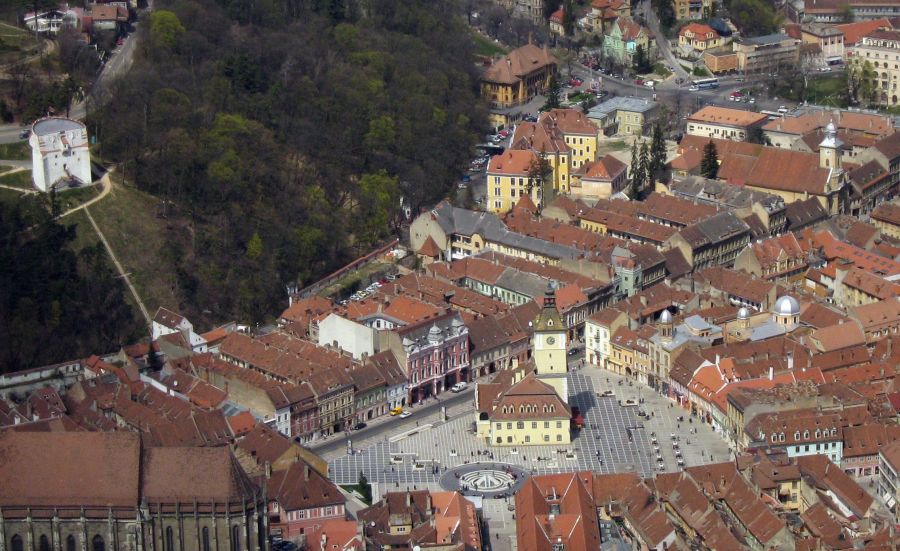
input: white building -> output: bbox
[29,117,92,192]
[317,313,375,360]
[151,307,208,353]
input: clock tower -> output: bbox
[533,282,569,403]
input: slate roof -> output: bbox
[677,211,750,248]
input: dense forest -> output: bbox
[92,0,487,325]
[0,195,143,371]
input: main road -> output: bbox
[309,388,477,461]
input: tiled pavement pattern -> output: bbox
[329,367,731,488]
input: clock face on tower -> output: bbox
[546,337,556,345]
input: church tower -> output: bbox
[533,283,569,403]
[819,121,842,170]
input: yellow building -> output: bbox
[486,149,541,215]
[480,43,559,110]
[673,0,712,19]
[678,23,723,52]
[475,284,572,446]
[871,202,900,240]
[507,108,601,198]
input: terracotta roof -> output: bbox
[615,16,653,41]
[639,192,719,227]
[142,445,258,503]
[541,108,599,136]
[797,454,873,518]
[482,43,558,85]
[487,149,539,175]
[849,298,900,332]
[227,411,257,437]
[872,127,900,159]
[510,120,568,155]
[840,267,900,300]
[514,192,538,214]
[680,23,720,39]
[836,18,893,45]
[516,472,601,551]
[802,229,900,275]
[842,423,900,459]
[750,233,806,269]
[579,207,677,243]
[153,306,186,329]
[688,106,768,128]
[267,460,344,511]
[581,154,627,181]
[489,373,570,420]
[809,322,866,353]
[871,201,900,227]
[762,108,894,138]
[844,220,879,249]
[418,235,442,257]
[279,295,334,326]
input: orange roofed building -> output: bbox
[480,42,558,113]
[358,490,482,551]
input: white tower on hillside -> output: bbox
[29,117,92,193]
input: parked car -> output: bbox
[353,422,367,430]
[390,406,403,416]
[498,129,510,138]
[634,78,644,85]
[643,80,655,88]
[451,382,468,393]
[399,411,413,418]
[19,129,29,139]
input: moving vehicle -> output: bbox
[777,106,789,114]
[690,78,720,90]
[399,411,412,419]
[644,80,655,89]
[390,406,403,416]
[451,382,468,393]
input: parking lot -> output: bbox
[328,362,731,498]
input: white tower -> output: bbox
[533,282,569,403]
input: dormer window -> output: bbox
[803,430,809,439]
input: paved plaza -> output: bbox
[329,365,731,496]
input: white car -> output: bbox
[644,80,655,88]
[399,411,412,418]
[451,382,468,393]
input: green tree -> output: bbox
[747,125,768,145]
[246,232,263,260]
[527,152,555,211]
[701,140,719,179]
[628,140,644,198]
[357,471,372,503]
[638,140,650,190]
[848,60,877,107]
[543,74,562,110]
[150,10,186,50]
[725,0,779,37]
[563,0,576,36]
[649,122,667,182]
[357,171,400,248]
[651,0,676,34]
[633,44,652,75]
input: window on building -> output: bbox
[525,435,531,442]
[231,526,241,551]
[543,434,550,442]
[202,528,210,551]
[532,422,537,428]
[556,421,562,428]
[557,434,563,441]
[496,423,502,430]
[544,421,550,428]
[66,536,77,551]
[507,436,512,443]
[517,421,524,429]
[11,536,23,551]
[507,422,512,429]
[166,527,175,551]
[92,536,105,551]
[39,535,50,551]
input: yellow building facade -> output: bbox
[475,285,572,447]
[486,149,541,214]
[480,43,559,109]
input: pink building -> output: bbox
[396,312,470,404]
[266,461,347,541]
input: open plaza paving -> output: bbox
[328,361,732,500]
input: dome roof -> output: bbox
[737,306,750,320]
[659,310,673,324]
[825,121,836,134]
[775,296,800,317]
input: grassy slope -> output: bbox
[87,180,180,316]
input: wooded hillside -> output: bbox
[92,0,487,325]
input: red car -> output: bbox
[634,78,644,85]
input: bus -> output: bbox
[689,78,720,91]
